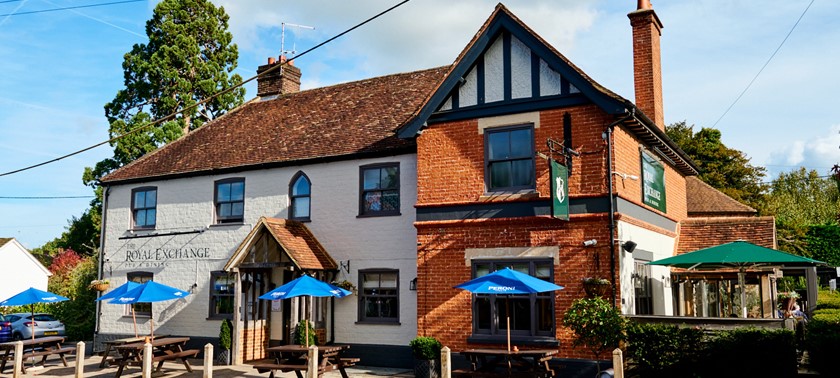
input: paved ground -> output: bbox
[10,355,414,377]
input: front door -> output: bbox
[240,269,270,361]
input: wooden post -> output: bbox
[612,348,624,378]
[306,345,319,378]
[204,343,214,378]
[12,341,22,378]
[75,341,85,378]
[441,346,451,378]
[142,342,153,378]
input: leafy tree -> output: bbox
[83,0,245,187]
[562,297,625,372]
[764,168,840,255]
[666,121,768,211]
[49,255,98,341]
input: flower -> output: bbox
[583,277,610,285]
[332,280,356,292]
[88,279,110,289]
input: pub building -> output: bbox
[94,2,777,365]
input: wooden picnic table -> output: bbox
[0,336,76,374]
[459,348,558,378]
[112,336,198,377]
[98,334,169,368]
[254,344,359,378]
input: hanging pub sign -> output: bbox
[550,159,569,220]
[641,151,666,212]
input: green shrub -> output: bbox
[816,289,840,310]
[293,320,318,346]
[625,323,704,377]
[409,336,442,360]
[562,296,625,374]
[219,319,232,350]
[806,314,840,374]
[701,328,797,378]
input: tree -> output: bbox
[562,297,626,373]
[83,0,245,186]
[666,121,768,211]
[764,168,840,255]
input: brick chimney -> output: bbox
[256,55,302,97]
[628,0,664,129]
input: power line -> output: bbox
[0,0,411,178]
[711,0,814,128]
[0,0,143,17]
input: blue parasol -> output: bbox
[0,287,69,344]
[455,268,564,351]
[109,281,190,337]
[96,281,142,336]
[259,275,350,346]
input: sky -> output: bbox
[1,0,838,250]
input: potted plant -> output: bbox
[217,319,232,365]
[582,277,610,298]
[409,336,442,378]
[562,296,626,375]
[89,279,110,291]
[332,279,357,294]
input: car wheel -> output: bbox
[12,333,22,341]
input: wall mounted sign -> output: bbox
[641,151,666,212]
[550,159,569,220]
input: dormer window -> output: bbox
[289,172,311,221]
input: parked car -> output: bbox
[6,313,65,340]
[0,314,11,342]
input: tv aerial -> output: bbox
[281,22,315,59]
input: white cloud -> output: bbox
[767,124,840,176]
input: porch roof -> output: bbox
[224,217,338,271]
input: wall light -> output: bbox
[621,241,638,253]
[409,278,417,291]
[613,172,639,180]
[583,239,597,247]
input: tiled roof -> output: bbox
[686,176,756,216]
[262,218,337,271]
[0,238,10,248]
[102,67,449,183]
[676,216,776,254]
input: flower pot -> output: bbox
[93,283,110,292]
[583,282,610,298]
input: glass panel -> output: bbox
[490,162,510,188]
[135,209,147,226]
[536,297,552,332]
[146,209,156,226]
[381,191,398,211]
[476,297,491,331]
[231,202,244,217]
[382,167,398,189]
[293,197,310,218]
[487,131,510,160]
[293,177,310,195]
[364,192,382,212]
[217,183,230,201]
[215,296,233,315]
[380,273,398,288]
[475,264,491,278]
[230,181,244,201]
[510,297,531,331]
[381,297,398,318]
[145,190,156,207]
[535,265,551,280]
[219,203,231,217]
[363,169,380,190]
[362,273,379,289]
[510,159,533,187]
[509,128,532,158]
[134,191,145,208]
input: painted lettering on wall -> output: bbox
[124,247,211,262]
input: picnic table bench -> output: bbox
[255,345,358,378]
[112,336,198,377]
[0,336,76,374]
[98,334,169,367]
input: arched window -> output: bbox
[290,172,311,221]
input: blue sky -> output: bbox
[1,0,838,249]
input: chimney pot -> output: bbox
[637,0,652,10]
[268,57,276,65]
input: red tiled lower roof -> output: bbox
[102,67,449,183]
[686,176,756,216]
[677,216,776,254]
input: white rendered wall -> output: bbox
[99,154,418,346]
[617,220,676,316]
[0,239,50,301]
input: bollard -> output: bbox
[204,343,214,378]
[142,342,153,378]
[441,346,451,378]
[13,341,22,378]
[307,345,319,378]
[75,341,85,378]
[611,348,624,378]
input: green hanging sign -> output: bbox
[550,159,569,220]
[641,151,666,212]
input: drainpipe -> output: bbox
[94,185,110,344]
[604,111,634,308]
